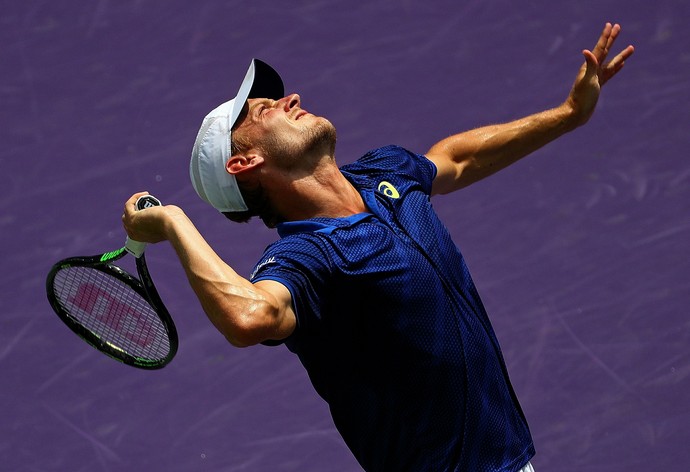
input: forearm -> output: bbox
[429,101,578,193]
[162,211,277,347]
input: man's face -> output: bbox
[232,94,336,169]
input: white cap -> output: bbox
[190,59,284,212]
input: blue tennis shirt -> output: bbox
[250,145,535,471]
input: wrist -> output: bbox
[559,99,586,132]
[161,206,189,241]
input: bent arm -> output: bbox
[427,22,634,195]
[123,193,296,347]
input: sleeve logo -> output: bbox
[250,256,276,280]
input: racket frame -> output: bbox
[46,246,178,370]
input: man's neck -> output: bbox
[271,159,367,221]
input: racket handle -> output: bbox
[125,195,162,258]
[125,239,147,258]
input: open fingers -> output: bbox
[603,23,621,54]
[593,23,628,64]
[608,45,634,68]
[591,22,613,63]
[600,44,635,84]
[590,22,635,83]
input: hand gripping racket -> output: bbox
[46,195,178,369]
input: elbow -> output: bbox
[222,318,264,348]
[219,300,278,348]
[224,331,255,348]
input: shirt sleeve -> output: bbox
[250,233,332,345]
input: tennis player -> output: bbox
[123,22,633,471]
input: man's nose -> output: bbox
[278,93,300,111]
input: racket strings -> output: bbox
[52,265,171,361]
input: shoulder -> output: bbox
[250,231,331,282]
[342,145,437,179]
[341,145,438,198]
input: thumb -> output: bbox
[582,49,599,78]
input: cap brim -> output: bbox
[249,59,285,100]
[230,59,285,130]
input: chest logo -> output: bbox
[378,181,400,199]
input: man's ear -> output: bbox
[226,153,264,175]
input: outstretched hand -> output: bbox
[567,22,635,127]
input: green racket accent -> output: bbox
[100,248,126,262]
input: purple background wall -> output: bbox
[2,1,689,470]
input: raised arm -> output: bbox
[122,192,296,347]
[427,22,634,195]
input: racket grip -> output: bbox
[125,238,147,257]
[125,195,162,258]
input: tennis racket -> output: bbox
[46,195,178,369]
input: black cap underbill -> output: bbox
[249,59,285,100]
